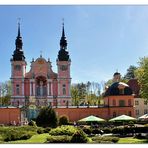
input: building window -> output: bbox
[113,100,116,106]
[119,100,125,107]
[14,65,21,71]
[128,99,131,106]
[144,109,148,114]
[113,111,116,117]
[144,100,147,105]
[135,100,139,105]
[16,84,20,95]
[136,110,139,116]
[119,89,124,95]
[128,111,131,116]
[63,84,66,95]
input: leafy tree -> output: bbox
[36,107,58,128]
[124,65,137,80]
[71,85,79,106]
[59,115,69,125]
[135,57,148,100]
[0,81,12,106]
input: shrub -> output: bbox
[92,136,119,143]
[46,135,71,143]
[49,126,77,136]
[92,129,103,135]
[102,127,112,134]
[37,128,44,134]
[71,129,88,143]
[28,120,37,127]
[36,107,58,128]
[43,127,51,133]
[0,126,36,142]
[82,127,92,135]
[59,115,69,126]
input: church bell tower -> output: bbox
[56,22,72,106]
[10,22,27,106]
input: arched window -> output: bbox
[62,84,66,95]
[113,100,116,106]
[16,84,20,95]
[128,99,131,106]
[113,111,116,117]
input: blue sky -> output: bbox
[0,5,148,84]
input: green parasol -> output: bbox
[78,115,106,122]
[109,114,136,122]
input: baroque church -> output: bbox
[10,22,72,113]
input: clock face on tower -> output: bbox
[60,65,68,71]
[14,65,21,71]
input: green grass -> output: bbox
[118,137,148,144]
[4,133,49,144]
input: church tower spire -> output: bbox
[12,20,25,61]
[58,21,70,61]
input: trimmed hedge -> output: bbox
[46,135,71,143]
[92,136,119,143]
[71,129,88,143]
[49,126,77,136]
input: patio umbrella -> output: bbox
[78,115,106,122]
[109,114,136,122]
[138,114,148,121]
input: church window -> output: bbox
[144,100,147,105]
[128,99,132,106]
[16,84,20,95]
[128,111,131,116]
[119,100,125,107]
[144,109,148,114]
[113,111,116,117]
[60,65,68,71]
[136,110,139,116]
[135,100,139,105]
[119,88,124,95]
[14,65,21,71]
[113,100,116,106]
[63,84,66,95]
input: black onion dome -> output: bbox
[58,49,69,61]
[104,82,133,97]
[113,72,120,76]
[57,22,70,61]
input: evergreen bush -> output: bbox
[59,115,69,126]
[36,107,58,128]
[70,129,88,143]
[46,135,71,143]
[49,125,77,136]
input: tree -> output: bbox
[135,57,148,100]
[0,81,12,106]
[59,115,69,125]
[36,107,58,128]
[124,65,137,80]
[71,85,79,106]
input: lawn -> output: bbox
[5,133,49,144]
[118,137,148,144]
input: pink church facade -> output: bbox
[10,23,72,109]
